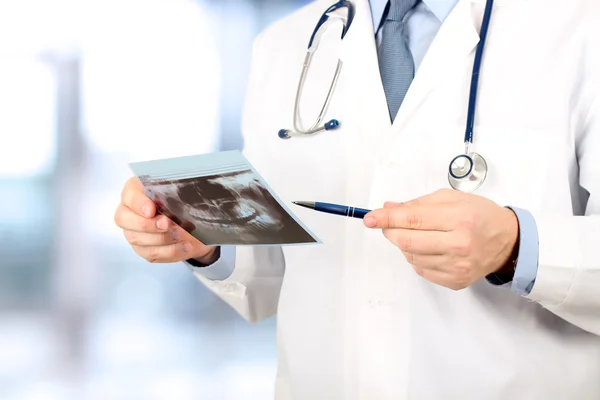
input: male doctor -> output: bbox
[114,0,600,398]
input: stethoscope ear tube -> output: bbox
[277,1,353,140]
[278,119,340,139]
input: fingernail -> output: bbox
[142,204,151,217]
[156,218,168,230]
[182,242,192,253]
[364,216,376,228]
[172,229,181,241]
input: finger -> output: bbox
[122,177,156,218]
[124,229,180,247]
[382,228,448,255]
[383,201,403,208]
[114,204,171,233]
[403,188,460,206]
[402,252,452,272]
[413,267,468,291]
[381,189,459,212]
[365,204,457,231]
[132,242,193,264]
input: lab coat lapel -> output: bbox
[392,0,481,133]
[339,0,391,139]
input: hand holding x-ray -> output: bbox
[119,151,319,265]
[115,177,219,264]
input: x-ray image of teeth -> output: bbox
[129,151,319,246]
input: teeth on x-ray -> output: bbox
[131,152,318,246]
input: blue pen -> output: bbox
[292,201,371,219]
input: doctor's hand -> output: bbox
[114,177,218,264]
[363,189,519,291]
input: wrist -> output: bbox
[189,246,220,267]
[494,207,520,277]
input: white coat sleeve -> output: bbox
[525,21,600,336]
[190,32,286,323]
[191,246,285,323]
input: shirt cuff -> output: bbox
[508,207,539,295]
[485,207,539,295]
[184,245,236,281]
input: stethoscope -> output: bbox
[277,0,495,193]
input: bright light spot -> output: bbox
[0,0,81,57]
[80,0,221,161]
[0,59,56,178]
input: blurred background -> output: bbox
[0,0,311,398]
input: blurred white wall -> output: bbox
[0,0,306,399]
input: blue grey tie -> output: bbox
[378,0,418,122]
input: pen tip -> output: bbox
[292,201,315,209]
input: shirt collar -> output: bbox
[369,0,459,32]
[423,0,460,22]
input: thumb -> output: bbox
[172,222,215,260]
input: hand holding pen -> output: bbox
[293,189,519,292]
[292,201,371,219]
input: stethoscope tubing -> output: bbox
[464,0,494,144]
[278,1,354,139]
[279,0,496,192]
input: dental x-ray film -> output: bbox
[129,150,320,246]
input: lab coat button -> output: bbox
[221,282,242,294]
[368,297,384,308]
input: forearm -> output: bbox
[524,213,600,335]
[190,245,286,322]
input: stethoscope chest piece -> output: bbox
[447,152,487,192]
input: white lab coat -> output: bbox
[193,0,600,398]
